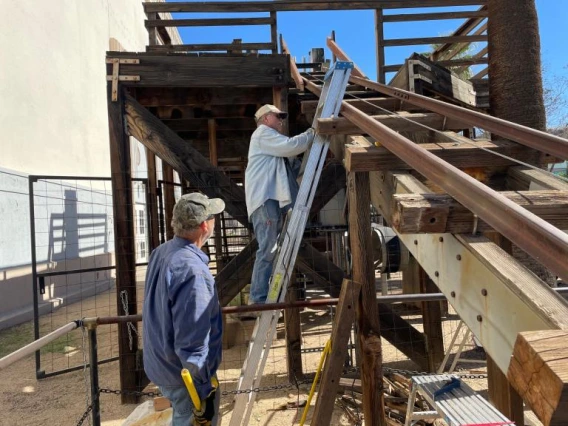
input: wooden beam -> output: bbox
[285,270,303,382]
[145,148,160,251]
[508,330,568,426]
[144,1,487,13]
[345,138,540,172]
[145,17,274,27]
[106,53,288,87]
[507,166,568,191]
[370,171,568,373]
[107,86,139,403]
[147,42,274,53]
[133,87,273,107]
[375,8,385,84]
[301,97,418,115]
[488,355,524,426]
[383,34,486,47]
[161,117,256,133]
[162,164,175,241]
[312,279,362,425]
[317,112,469,135]
[392,190,568,234]
[348,172,387,425]
[383,56,487,73]
[419,268,444,372]
[124,95,248,226]
[383,10,488,22]
[281,36,304,91]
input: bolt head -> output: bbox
[477,315,483,322]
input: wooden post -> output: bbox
[348,172,387,426]
[145,148,160,251]
[488,354,525,425]
[107,85,139,403]
[147,13,158,46]
[208,118,224,272]
[375,8,385,84]
[162,164,175,241]
[285,269,303,382]
[272,86,288,135]
[419,267,444,372]
[312,279,362,425]
[270,11,278,54]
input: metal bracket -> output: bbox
[106,58,140,101]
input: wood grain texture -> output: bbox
[106,54,288,87]
[317,112,469,135]
[392,190,568,233]
[348,172,387,425]
[144,1,487,13]
[124,95,249,226]
[508,330,568,426]
[145,148,160,250]
[107,86,140,403]
[346,139,539,172]
[312,279,362,425]
[147,42,275,52]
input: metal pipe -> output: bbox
[28,177,42,377]
[304,77,568,281]
[0,322,79,371]
[88,324,101,426]
[348,75,568,161]
[326,40,568,161]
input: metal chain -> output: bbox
[120,290,139,351]
[75,404,93,426]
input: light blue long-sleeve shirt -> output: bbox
[245,125,315,218]
[143,236,222,400]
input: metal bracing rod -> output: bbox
[326,39,568,161]
[0,321,79,371]
[305,77,568,281]
[348,75,568,162]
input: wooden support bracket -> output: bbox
[106,58,140,101]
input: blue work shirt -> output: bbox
[143,236,223,400]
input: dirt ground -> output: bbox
[0,270,542,426]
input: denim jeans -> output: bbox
[250,199,285,304]
[158,384,220,426]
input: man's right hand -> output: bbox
[192,388,216,424]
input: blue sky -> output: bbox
[170,1,567,122]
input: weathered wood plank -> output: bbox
[144,1,487,13]
[302,97,421,114]
[107,86,139,403]
[392,190,568,233]
[419,268,444,371]
[285,270,303,381]
[508,330,568,426]
[106,54,288,87]
[161,117,256,132]
[124,95,248,225]
[383,10,487,22]
[317,112,469,135]
[345,139,540,172]
[312,279,362,425]
[145,17,274,27]
[147,42,275,52]
[384,34,486,47]
[507,166,568,191]
[133,87,273,107]
[348,172,387,425]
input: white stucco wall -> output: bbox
[0,0,179,329]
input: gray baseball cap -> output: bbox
[172,192,225,229]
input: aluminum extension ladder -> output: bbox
[229,61,354,426]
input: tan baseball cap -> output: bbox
[254,104,288,122]
[172,192,225,228]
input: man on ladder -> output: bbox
[245,104,315,306]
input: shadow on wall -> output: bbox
[0,189,116,331]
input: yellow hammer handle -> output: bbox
[181,368,202,411]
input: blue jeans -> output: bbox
[158,384,221,426]
[250,200,285,304]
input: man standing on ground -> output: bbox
[143,192,225,426]
[245,104,315,304]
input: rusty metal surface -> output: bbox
[304,78,568,282]
[349,75,568,161]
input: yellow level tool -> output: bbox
[181,368,219,412]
